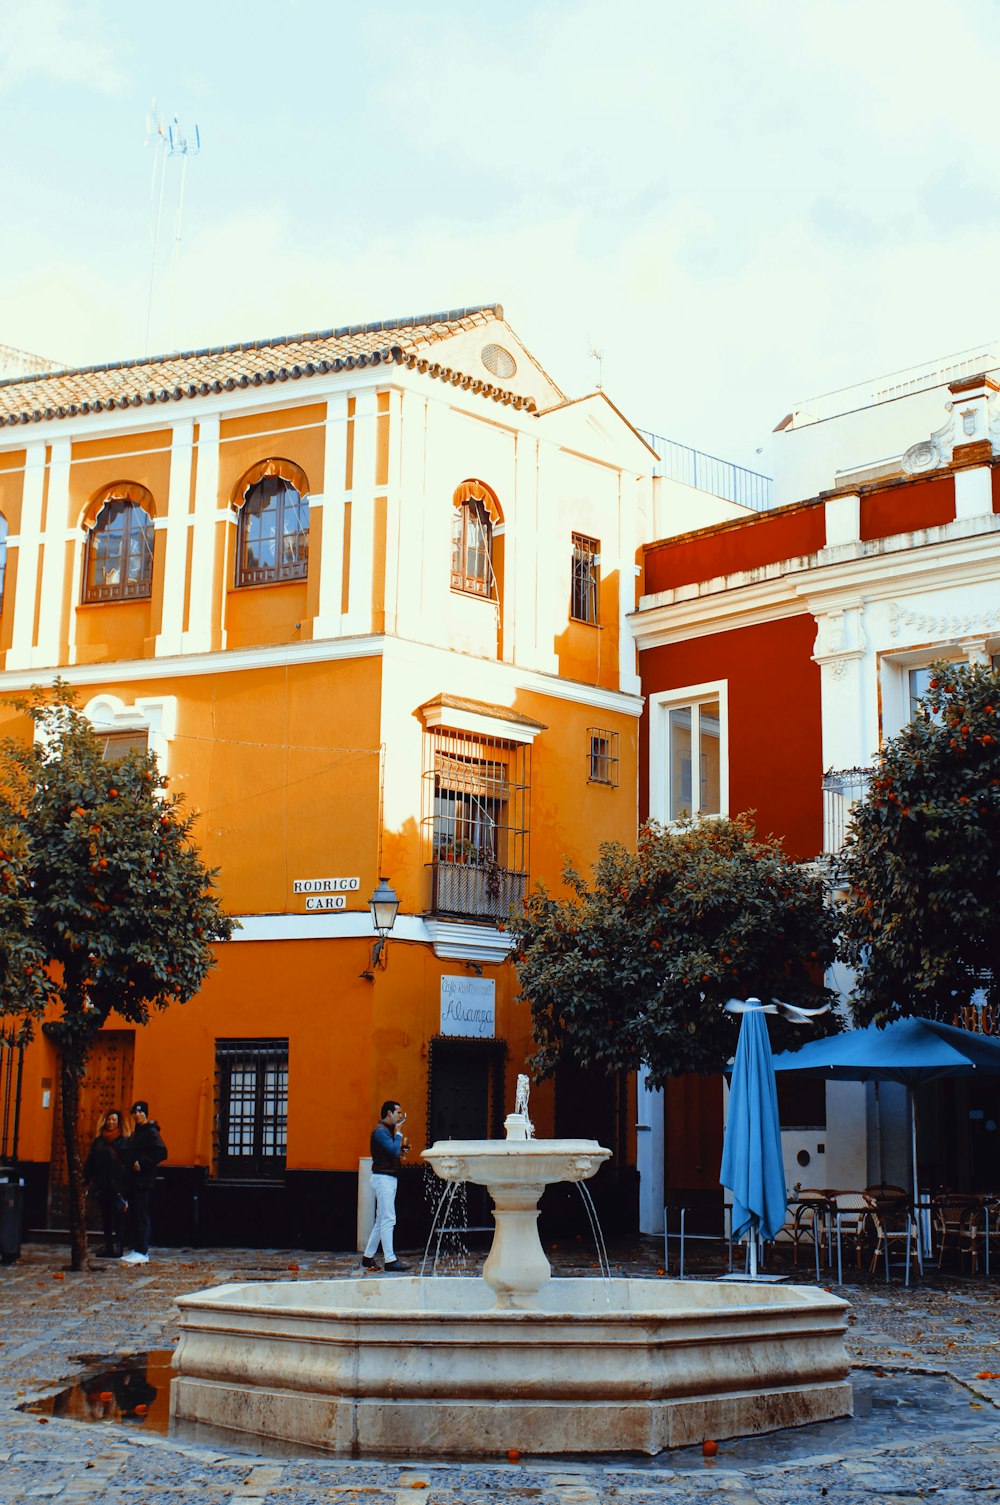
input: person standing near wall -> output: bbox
[120,1101,167,1265]
[361,1100,409,1272]
[83,1109,129,1257]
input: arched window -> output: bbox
[234,462,309,588]
[83,497,154,603]
[451,480,500,599]
[0,513,7,611]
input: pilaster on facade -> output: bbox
[182,415,222,656]
[392,390,429,643]
[812,602,875,771]
[342,391,378,637]
[156,421,195,657]
[310,394,348,641]
[380,389,404,638]
[618,471,644,697]
[953,465,993,522]
[32,438,71,668]
[6,443,47,671]
[508,430,538,668]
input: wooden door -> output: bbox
[49,1031,135,1227]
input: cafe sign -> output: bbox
[293,876,360,912]
[440,975,496,1039]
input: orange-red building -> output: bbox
[0,304,653,1247]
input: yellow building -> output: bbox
[0,303,652,1247]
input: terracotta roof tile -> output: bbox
[0,303,536,428]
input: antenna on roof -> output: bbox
[143,101,202,354]
[588,343,604,390]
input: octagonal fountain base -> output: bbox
[171,1275,852,1457]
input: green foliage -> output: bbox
[839,659,1000,1026]
[0,823,54,1027]
[0,682,235,1268]
[510,814,838,1089]
[0,681,235,1059]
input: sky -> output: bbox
[2,0,1000,472]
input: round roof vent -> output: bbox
[481,343,517,380]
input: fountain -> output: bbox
[171,1077,851,1455]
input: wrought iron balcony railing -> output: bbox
[822,767,873,856]
[429,860,527,924]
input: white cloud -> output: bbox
[0,0,128,93]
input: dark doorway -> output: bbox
[427,1036,506,1227]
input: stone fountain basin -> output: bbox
[171,1276,852,1456]
[422,1137,610,1184]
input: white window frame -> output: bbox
[879,641,998,741]
[648,680,728,825]
[82,693,178,776]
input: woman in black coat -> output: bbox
[83,1109,129,1257]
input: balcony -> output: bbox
[429,860,528,924]
[822,767,873,857]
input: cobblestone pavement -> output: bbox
[2,1239,999,1503]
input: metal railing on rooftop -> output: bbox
[794,343,1000,425]
[639,430,774,511]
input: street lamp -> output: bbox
[365,877,400,975]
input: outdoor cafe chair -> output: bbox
[933,1195,983,1274]
[868,1194,921,1285]
[789,1190,830,1270]
[833,1192,877,1285]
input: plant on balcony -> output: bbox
[0,682,235,1271]
[510,814,838,1088]
[839,659,1000,1027]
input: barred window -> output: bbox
[215,1039,288,1180]
[588,728,619,786]
[0,513,7,611]
[423,727,530,923]
[570,533,599,624]
[98,730,149,762]
[83,500,154,603]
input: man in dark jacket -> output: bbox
[120,1101,167,1265]
[361,1100,410,1272]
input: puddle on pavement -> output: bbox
[21,1351,174,1434]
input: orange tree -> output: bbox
[0,824,53,1023]
[510,815,838,1089]
[0,684,234,1269]
[839,660,1000,1026]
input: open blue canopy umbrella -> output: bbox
[771,1017,1000,1209]
[720,1007,788,1275]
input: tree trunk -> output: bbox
[60,1053,89,1272]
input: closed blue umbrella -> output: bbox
[720,1006,788,1275]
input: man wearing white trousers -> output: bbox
[362,1100,409,1272]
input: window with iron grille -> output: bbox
[83,500,154,603]
[588,728,619,786]
[97,729,150,762]
[570,533,600,624]
[423,727,530,923]
[235,475,309,588]
[0,513,7,611]
[215,1039,288,1180]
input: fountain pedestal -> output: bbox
[422,1128,609,1310]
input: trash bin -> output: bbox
[0,1172,24,1264]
